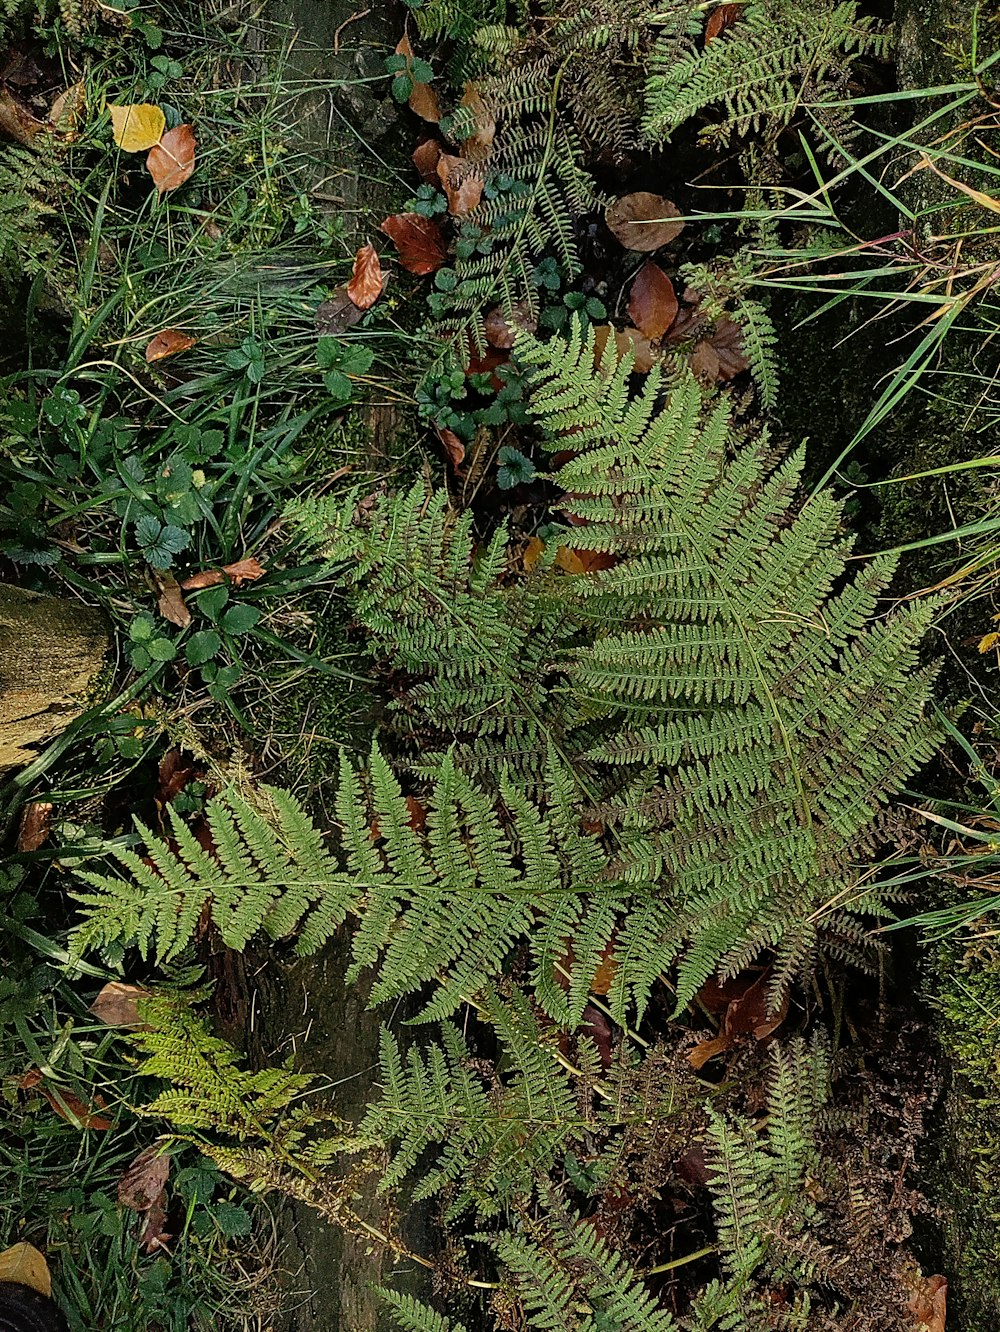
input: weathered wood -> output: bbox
[0,583,109,770]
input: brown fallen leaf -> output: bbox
[908,1273,947,1332]
[119,1145,172,1254]
[347,243,385,310]
[0,87,46,144]
[523,535,545,572]
[457,82,495,162]
[688,968,787,1069]
[315,286,366,335]
[48,79,85,134]
[690,317,748,384]
[581,1003,614,1069]
[592,324,655,373]
[379,212,448,275]
[153,570,191,628]
[119,1145,170,1212]
[464,341,509,388]
[436,425,465,468]
[145,328,196,363]
[89,981,153,1029]
[146,123,196,195]
[180,557,266,590]
[628,260,678,342]
[412,137,442,182]
[370,793,426,842]
[484,302,537,350]
[0,1243,51,1298]
[396,33,441,123]
[17,801,53,853]
[606,192,684,252]
[704,2,743,42]
[436,153,483,216]
[555,546,618,574]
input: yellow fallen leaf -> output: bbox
[978,631,1000,654]
[0,1242,52,1297]
[109,102,165,152]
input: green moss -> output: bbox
[926,935,1000,1328]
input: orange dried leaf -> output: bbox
[17,802,53,852]
[146,123,196,195]
[380,212,448,275]
[347,243,385,310]
[437,153,483,216]
[555,546,618,574]
[523,535,545,571]
[593,324,655,373]
[40,1084,113,1130]
[705,2,743,42]
[409,80,442,123]
[145,328,196,362]
[628,261,678,342]
[457,82,495,161]
[180,557,266,590]
[606,192,684,252]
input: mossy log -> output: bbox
[0,583,109,770]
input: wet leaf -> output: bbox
[145,328,196,362]
[109,102,165,152]
[457,82,495,161]
[0,87,46,144]
[627,261,678,342]
[606,192,684,252]
[380,212,448,275]
[89,981,152,1029]
[17,802,53,852]
[436,153,483,216]
[347,243,385,309]
[146,123,196,194]
[180,557,266,590]
[154,571,191,628]
[705,2,743,42]
[436,425,465,468]
[0,1243,51,1298]
[315,286,365,335]
[581,1004,613,1069]
[412,138,442,181]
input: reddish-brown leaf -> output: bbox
[145,328,196,363]
[89,982,153,1029]
[705,2,743,42]
[180,557,266,591]
[908,1275,947,1332]
[0,87,45,145]
[464,342,509,388]
[435,426,465,468]
[17,802,53,853]
[581,1003,614,1069]
[157,748,198,805]
[146,123,196,195]
[627,261,678,342]
[436,153,483,216]
[412,138,442,182]
[689,339,721,382]
[457,82,495,162]
[606,192,684,252]
[346,243,385,309]
[379,212,448,275]
[690,318,748,383]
